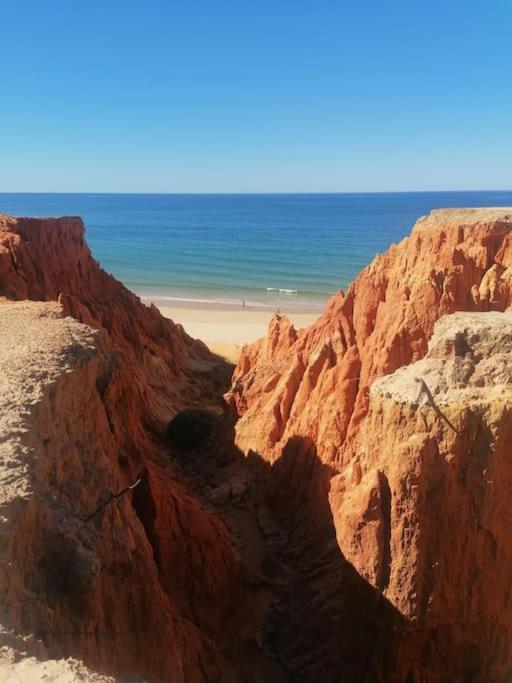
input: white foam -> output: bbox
[266,288,299,294]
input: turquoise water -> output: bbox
[1,192,511,311]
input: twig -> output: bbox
[82,478,142,523]
[49,478,142,524]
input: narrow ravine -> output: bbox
[166,405,404,683]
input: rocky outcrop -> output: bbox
[332,312,512,681]
[0,215,262,680]
[0,212,223,430]
[228,208,512,466]
[0,300,239,681]
[3,207,512,681]
[226,208,512,680]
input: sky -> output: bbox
[0,0,511,193]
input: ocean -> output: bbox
[1,191,511,312]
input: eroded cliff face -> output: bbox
[227,208,512,465]
[332,312,512,681]
[3,209,512,681]
[0,216,252,680]
[225,208,512,681]
[0,301,239,681]
[0,212,222,430]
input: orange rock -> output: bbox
[0,212,217,428]
[4,208,512,680]
[227,208,512,465]
[331,311,512,680]
[227,208,512,680]
[0,216,240,681]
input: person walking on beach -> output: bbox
[242,297,246,310]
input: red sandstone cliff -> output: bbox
[3,209,512,681]
[226,208,512,681]
[0,215,248,681]
[0,301,238,682]
[0,212,222,428]
[228,208,512,465]
[333,311,512,681]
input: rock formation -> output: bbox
[228,208,512,465]
[0,300,241,681]
[0,215,248,681]
[226,208,512,680]
[332,311,512,681]
[0,212,224,425]
[2,208,512,681]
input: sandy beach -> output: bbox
[154,302,320,363]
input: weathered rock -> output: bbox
[4,207,512,681]
[0,301,238,681]
[228,208,512,465]
[226,208,512,680]
[0,625,115,683]
[331,312,512,681]
[0,212,223,430]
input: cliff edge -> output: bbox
[332,311,512,681]
[227,207,512,465]
[3,209,512,681]
[0,216,248,681]
[225,208,512,681]
[0,300,239,681]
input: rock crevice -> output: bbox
[2,209,512,681]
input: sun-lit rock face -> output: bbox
[3,208,512,681]
[0,212,221,429]
[227,208,512,466]
[0,215,241,680]
[330,312,512,681]
[226,208,512,680]
[0,301,239,681]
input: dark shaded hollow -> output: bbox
[166,408,216,451]
[131,469,160,565]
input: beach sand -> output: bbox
[155,303,320,363]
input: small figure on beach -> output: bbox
[242,297,246,310]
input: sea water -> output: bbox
[1,191,511,311]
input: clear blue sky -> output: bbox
[1,1,511,192]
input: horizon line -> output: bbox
[0,188,511,196]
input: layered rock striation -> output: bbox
[0,301,238,681]
[332,312,512,681]
[0,216,244,680]
[228,209,512,466]
[2,208,512,681]
[226,208,512,681]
